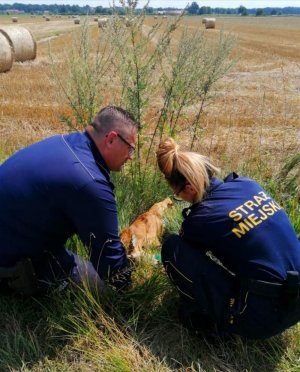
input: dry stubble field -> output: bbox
[0,14,299,173]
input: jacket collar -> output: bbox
[182,177,223,218]
[204,177,223,197]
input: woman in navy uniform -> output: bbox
[156,137,300,340]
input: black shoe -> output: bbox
[178,301,231,343]
[178,302,214,333]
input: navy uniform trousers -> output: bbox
[0,249,103,296]
[162,234,300,340]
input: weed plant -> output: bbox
[50,18,115,131]
[51,1,235,199]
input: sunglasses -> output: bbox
[117,133,135,157]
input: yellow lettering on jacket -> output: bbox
[229,193,281,239]
[244,200,258,211]
[269,200,282,212]
[228,210,243,222]
[236,205,249,214]
[258,191,271,201]
[262,204,275,216]
[258,208,268,221]
[232,221,250,238]
[253,195,264,205]
[248,213,263,226]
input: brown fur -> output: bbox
[120,197,174,260]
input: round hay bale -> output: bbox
[202,18,207,24]
[94,17,98,22]
[154,16,158,19]
[74,18,80,24]
[11,17,18,23]
[163,15,167,19]
[0,32,13,72]
[45,17,50,21]
[205,18,216,29]
[98,17,108,28]
[0,26,36,62]
[124,17,136,27]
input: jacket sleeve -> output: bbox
[180,211,215,252]
[64,179,131,289]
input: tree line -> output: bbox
[1,2,300,15]
[187,3,300,16]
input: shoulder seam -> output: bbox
[61,134,95,180]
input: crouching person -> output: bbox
[0,106,138,296]
[156,137,300,340]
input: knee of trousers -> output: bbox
[161,234,182,265]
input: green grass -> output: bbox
[0,172,299,371]
[1,264,299,371]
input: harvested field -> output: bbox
[173,16,300,172]
[0,14,299,173]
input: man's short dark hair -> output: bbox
[91,106,139,136]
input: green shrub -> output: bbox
[51,1,235,198]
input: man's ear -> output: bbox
[105,131,117,144]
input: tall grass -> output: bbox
[1,250,299,371]
[2,163,298,371]
[0,171,299,371]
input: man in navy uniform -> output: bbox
[0,106,138,295]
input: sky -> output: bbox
[2,0,300,8]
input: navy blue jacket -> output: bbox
[181,174,300,282]
[0,132,129,282]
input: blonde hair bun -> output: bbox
[156,137,179,179]
[156,137,220,203]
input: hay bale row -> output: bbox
[0,26,36,72]
[153,15,168,19]
[202,17,216,29]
